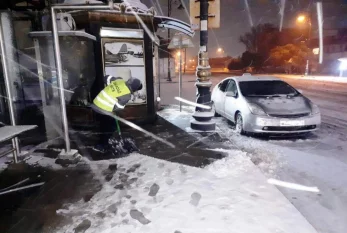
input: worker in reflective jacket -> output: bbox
[92,75,143,153]
[93,75,142,112]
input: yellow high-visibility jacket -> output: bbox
[93,78,131,112]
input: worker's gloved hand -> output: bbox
[112,105,122,113]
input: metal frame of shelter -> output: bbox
[0,2,194,158]
[50,3,194,155]
[50,3,157,155]
[0,18,20,162]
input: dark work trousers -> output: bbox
[92,105,117,146]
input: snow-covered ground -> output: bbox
[55,153,317,233]
[274,74,347,84]
[158,106,347,233]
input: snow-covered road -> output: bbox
[160,74,347,233]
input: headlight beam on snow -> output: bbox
[175,97,211,110]
[268,178,320,193]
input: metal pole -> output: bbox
[0,20,19,163]
[179,48,182,112]
[167,0,172,82]
[305,16,312,76]
[184,48,186,73]
[190,0,215,131]
[51,7,71,152]
[158,50,161,97]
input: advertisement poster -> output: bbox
[103,40,146,105]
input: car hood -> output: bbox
[246,96,312,115]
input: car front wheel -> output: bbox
[235,112,245,135]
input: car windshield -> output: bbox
[239,80,298,97]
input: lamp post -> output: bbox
[191,0,215,131]
[297,14,312,76]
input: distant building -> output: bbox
[310,29,347,75]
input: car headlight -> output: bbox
[248,103,267,116]
[310,104,320,115]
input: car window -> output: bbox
[239,80,298,97]
[226,80,237,94]
[218,79,230,92]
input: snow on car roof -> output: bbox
[232,75,280,82]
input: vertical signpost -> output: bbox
[190,0,220,131]
[167,0,172,82]
[169,33,194,112]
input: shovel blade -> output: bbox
[122,137,139,153]
[108,135,139,157]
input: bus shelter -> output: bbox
[26,2,194,157]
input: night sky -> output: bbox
[142,0,347,59]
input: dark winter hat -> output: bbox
[127,78,143,92]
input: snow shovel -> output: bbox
[108,119,139,157]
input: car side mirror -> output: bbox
[226,91,237,97]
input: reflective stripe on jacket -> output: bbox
[93,79,131,112]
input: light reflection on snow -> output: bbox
[175,97,211,110]
[268,178,320,193]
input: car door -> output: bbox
[213,79,230,116]
[224,80,239,122]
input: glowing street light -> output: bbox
[176,51,181,57]
[217,47,223,53]
[312,48,319,55]
[297,15,306,23]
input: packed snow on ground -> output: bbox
[159,106,347,233]
[213,117,347,233]
[56,153,317,233]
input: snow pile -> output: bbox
[159,107,285,176]
[205,149,251,178]
[56,153,317,233]
[214,119,285,176]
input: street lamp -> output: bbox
[190,0,215,131]
[217,47,223,53]
[296,14,312,76]
[297,15,306,23]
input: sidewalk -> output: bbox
[159,72,231,84]
[54,106,318,233]
[0,107,227,232]
[0,106,318,233]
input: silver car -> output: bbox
[211,75,321,134]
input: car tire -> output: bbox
[235,112,245,135]
[212,103,220,117]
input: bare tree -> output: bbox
[239,23,279,55]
